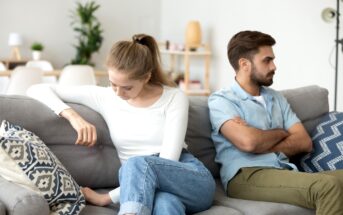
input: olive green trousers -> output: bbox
[228,167,343,215]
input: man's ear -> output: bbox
[238,58,251,72]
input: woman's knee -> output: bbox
[153,192,185,215]
[121,156,149,171]
[119,156,156,180]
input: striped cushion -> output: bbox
[300,112,343,172]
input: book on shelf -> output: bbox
[179,80,202,91]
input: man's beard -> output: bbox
[250,64,274,87]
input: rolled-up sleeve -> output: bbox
[208,94,240,135]
[278,94,300,130]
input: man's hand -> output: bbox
[60,108,97,147]
[268,123,312,157]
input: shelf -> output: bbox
[159,43,211,96]
[1,59,28,70]
[184,89,211,96]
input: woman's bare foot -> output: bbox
[81,187,112,206]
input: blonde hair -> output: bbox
[106,34,175,87]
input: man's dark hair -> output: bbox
[227,31,276,71]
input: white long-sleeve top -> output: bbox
[27,84,189,203]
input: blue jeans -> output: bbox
[118,151,216,215]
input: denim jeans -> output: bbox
[118,151,216,215]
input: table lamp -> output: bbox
[8,33,23,61]
[185,20,202,51]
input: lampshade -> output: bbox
[185,20,202,50]
[322,8,336,23]
[8,33,23,46]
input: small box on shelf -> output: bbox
[159,41,211,96]
[179,80,202,91]
[179,80,210,96]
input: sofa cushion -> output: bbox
[0,120,85,215]
[0,95,120,189]
[187,96,220,178]
[299,112,343,172]
[193,205,242,215]
[80,205,118,215]
[213,180,314,215]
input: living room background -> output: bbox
[0,0,341,110]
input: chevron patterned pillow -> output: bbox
[0,120,85,214]
[300,112,343,172]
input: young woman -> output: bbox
[27,34,215,215]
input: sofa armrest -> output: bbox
[0,176,49,215]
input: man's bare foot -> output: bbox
[81,187,112,206]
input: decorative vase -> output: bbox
[185,20,202,51]
[32,51,41,60]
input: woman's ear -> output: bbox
[144,72,152,84]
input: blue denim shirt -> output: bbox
[208,81,299,191]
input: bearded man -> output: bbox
[208,30,343,215]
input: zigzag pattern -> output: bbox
[0,120,85,215]
[300,112,343,172]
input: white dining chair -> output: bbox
[58,65,96,86]
[0,62,8,94]
[26,60,56,83]
[26,60,53,71]
[6,66,43,95]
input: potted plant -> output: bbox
[70,1,103,66]
[31,42,44,60]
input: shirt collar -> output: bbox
[230,79,273,101]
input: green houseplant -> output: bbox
[70,1,103,66]
[31,42,44,51]
[31,42,44,60]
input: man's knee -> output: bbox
[315,175,343,197]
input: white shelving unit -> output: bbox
[160,44,211,96]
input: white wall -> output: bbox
[0,0,161,70]
[1,0,342,110]
[160,0,342,111]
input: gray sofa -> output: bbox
[0,85,328,215]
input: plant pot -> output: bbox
[32,51,42,60]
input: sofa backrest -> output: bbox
[280,85,329,133]
[186,96,221,178]
[0,85,329,186]
[0,95,120,189]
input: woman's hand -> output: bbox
[60,108,97,147]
